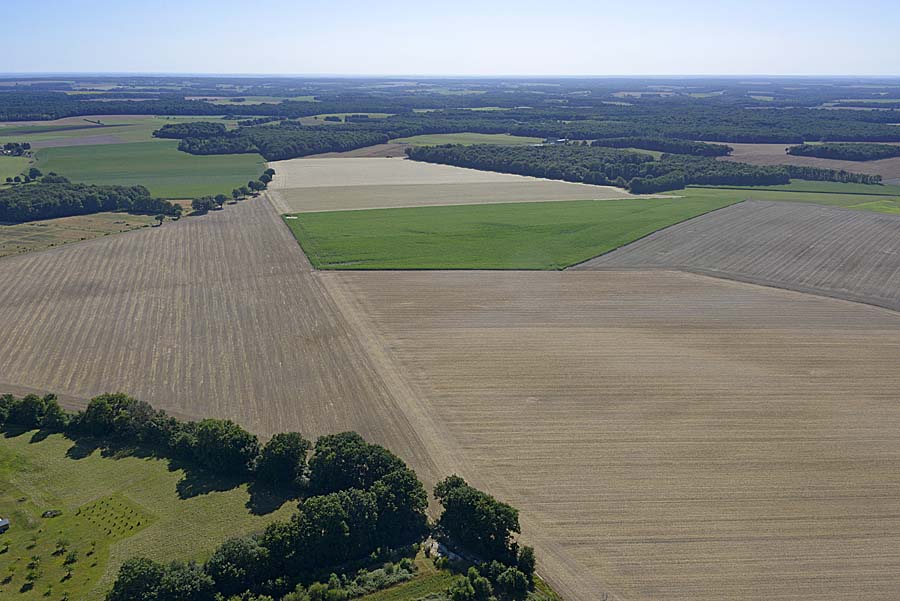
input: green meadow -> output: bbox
[0,431,293,601]
[35,141,265,198]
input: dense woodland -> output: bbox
[0,178,180,222]
[0,392,537,601]
[406,144,883,193]
[157,120,390,161]
[787,142,900,161]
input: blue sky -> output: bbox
[5,0,899,75]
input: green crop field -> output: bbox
[286,196,740,270]
[35,141,266,198]
[0,430,293,601]
[391,132,543,146]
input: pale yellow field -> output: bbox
[324,269,900,601]
[267,157,633,212]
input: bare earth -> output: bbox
[325,269,900,601]
[0,198,443,484]
[576,200,900,312]
[267,157,633,212]
[722,142,900,182]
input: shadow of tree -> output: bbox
[175,466,244,500]
[64,437,101,460]
[246,481,295,516]
[1,424,31,438]
[29,429,51,443]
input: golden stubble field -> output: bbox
[0,197,443,482]
[577,199,900,312]
[267,156,633,212]
[324,269,900,601]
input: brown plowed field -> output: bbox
[576,199,900,311]
[267,157,632,213]
[721,142,900,181]
[325,269,900,601]
[0,197,444,484]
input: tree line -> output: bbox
[0,177,181,222]
[1,392,537,601]
[590,137,733,157]
[191,169,275,213]
[406,144,884,193]
[787,142,900,161]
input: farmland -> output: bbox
[0,430,294,601]
[576,199,900,311]
[3,74,900,601]
[267,156,632,212]
[34,141,266,198]
[0,115,241,148]
[722,143,900,184]
[0,197,442,481]
[324,268,900,601]
[286,196,739,270]
[0,212,155,258]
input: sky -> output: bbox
[5,0,899,76]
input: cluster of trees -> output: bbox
[591,137,733,156]
[786,142,900,161]
[0,179,181,222]
[2,141,31,156]
[153,121,227,139]
[167,121,390,161]
[1,390,538,601]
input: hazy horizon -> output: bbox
[6,0,899,76]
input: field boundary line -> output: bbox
[565,199,746,270]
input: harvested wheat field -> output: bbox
[0,197,443,482]
[267,156,632,212]
[577,199,900,311]
[722,142,900,181]
[324,269,900,601]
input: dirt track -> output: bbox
[575,199,900,311]
[326,269,900,601]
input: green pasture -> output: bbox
[0,431,293,601]
[35,141,265,198]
